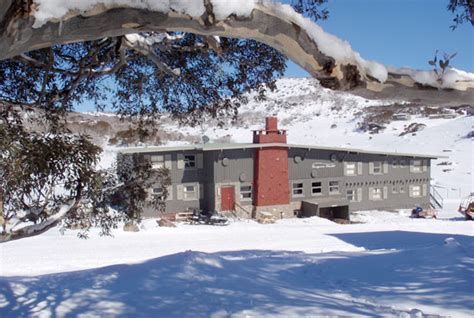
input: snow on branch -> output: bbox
[1,0,472,93]
[1,199,78,243]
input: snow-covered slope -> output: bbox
[165,77,472,197]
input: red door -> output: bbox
[221,186,235,211]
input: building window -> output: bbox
[373,162,383,174]
[400,185,405,193]
[410,185,421,197]
[392,159,398,168]
[151,187,164,200]
[400,160,406,168]
[184,155,196,169]
[292,182,304,197]
[392,186,398,194]
[184,184,197,200]
[311,182,322,195]
[345,163,356,176]
[370,187,383,200]
[329,181,339,194]
[347,189,356,201]
[151,155,164,169]
[411,160,423,173]
[240,185,252,200]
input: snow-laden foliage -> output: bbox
[0,104,171,241]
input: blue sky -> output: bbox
[78,1,473,111]
[286,0,473,77]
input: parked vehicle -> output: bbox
[410,206,437,219]
[458,193,474,220]
[191,209,230,226]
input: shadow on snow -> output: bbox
[1,231,473,317]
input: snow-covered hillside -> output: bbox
[165,77,472,197]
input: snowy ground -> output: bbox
[1,202,473,317]
[1,78,473,317]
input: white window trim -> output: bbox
[240,184,253,201]
[311,181,322,196]
[184,154,197,169]
[344,162,357,176]
[369,187,383,201]
[410,159,423,173]
[409,185,422,198]
[177,183,199,201]
[292,182,304,198]
[347,189,356,202]
[329,181,340,195]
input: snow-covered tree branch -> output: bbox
[0,0,472,99]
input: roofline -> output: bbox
[117,142,445,159]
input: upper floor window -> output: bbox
[410,160,423,173]
[329,181,339,194]
[344,162,362,176]
[311,182,322,195]
[399,159,406,168]
[373,162,383,174]
[369,161,388,175]
[292,182,304,197]
[346,163,356,175]
[391,159,398,168]
[184,155,196,169]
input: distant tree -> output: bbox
[112,153,172,222]
[447,0,474,29]
[428,50,458,81]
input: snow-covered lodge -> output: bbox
[119,117,441,220]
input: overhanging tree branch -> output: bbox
[0,0,471,98]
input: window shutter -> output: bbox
[369,162,374,175]
[383,161,388,174]
[383,186,388,199]
[177,185,184,200]
[422,184,427,196]
[357,188,363,202]
[422,160,428,172]
[357,162,363,175]
[164,154,172,169]
[409,160,414,173]
[197,153,204,169]
[166,185,173,201]
[368,187,374,200]
[343,163,348,176]
[199,184,204,199]
[177,154,184,169]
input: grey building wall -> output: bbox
[128,146,432,218]
[287,148,431,212]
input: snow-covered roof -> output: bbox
[118,142,443,159]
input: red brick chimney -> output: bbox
[253,116,287,144]
[253,117,290,207]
